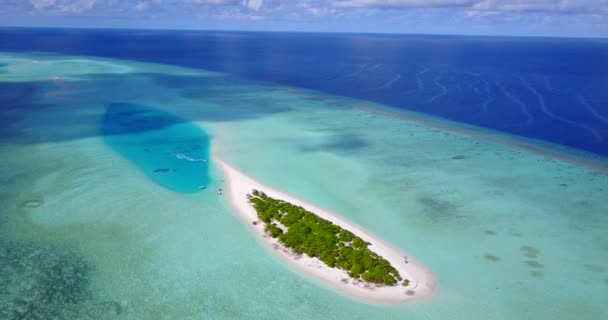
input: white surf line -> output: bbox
[44,75,73,102]
[465,80,484,118]
[426,76,448,103]
[52,75,63,87]
[400,67,429,96]
[338,63,382,80]
[339,63,368,79]
[366,63,382,72]
[479,96,494,116]
[7,59,39,71]
[479,78,494,115]
[518,75,603,144]
[370,72,402,91]
[467,78,482,96]
[542,75,608,128]
[578,94,608,126]
[494,80,535,126]
[469,77,493,119]
[463,72,494,118]
[334,63,368,79]
[415,66,429,92]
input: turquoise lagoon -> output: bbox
[102,102,211,193]
[0,53,607,319]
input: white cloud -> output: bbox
[331,0,475,9]
[246,0,263,11]
[30,0,57,10]
[134,2,147,11]
[17,0,608,27]
[329,0,607,15]
[30,0,96,13]
[185,0,241,5]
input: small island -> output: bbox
[249,190,406,286]
[213,149,436,303]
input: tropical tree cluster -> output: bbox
[249,190,402,285]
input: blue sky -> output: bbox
[0,0,606,37]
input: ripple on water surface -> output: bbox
[102,102,211,193]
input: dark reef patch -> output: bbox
[417,195,463,223]
[524,260,544,269]
[451,155,466,160]
[511,231,523,238]
[320,134,367,152]
[0,239,122,319]
[419,196,455,213]
[0,239,126,319]
[483,253,501,262]
[520,245,540,259]
[529,270,544,278]
[298,134,368,153]
[484,230,497,236]
[522,247,537,252]
[584,264,605,273]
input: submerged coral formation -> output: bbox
[0,239,122,320]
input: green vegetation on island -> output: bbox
[249,190,403,285]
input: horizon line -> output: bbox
[1,25,606,41]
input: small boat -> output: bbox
[198,185,206,189]
[217,188,223,195]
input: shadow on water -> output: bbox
[102,102,211,193]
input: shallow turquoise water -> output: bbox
[0,52,607,320]
[102,102,211,193]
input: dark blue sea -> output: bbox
[1,28,607,156]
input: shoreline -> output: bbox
[212,149,437,304]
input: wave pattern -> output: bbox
[328,62,607,155]
[494,80,535,126]
[518,76,603,143]
[579,94,608,126]
[426,77,448,103]
[3,31,604,156]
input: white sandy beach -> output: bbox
[212,149,437,304]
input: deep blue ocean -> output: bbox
[1,28,607,156]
